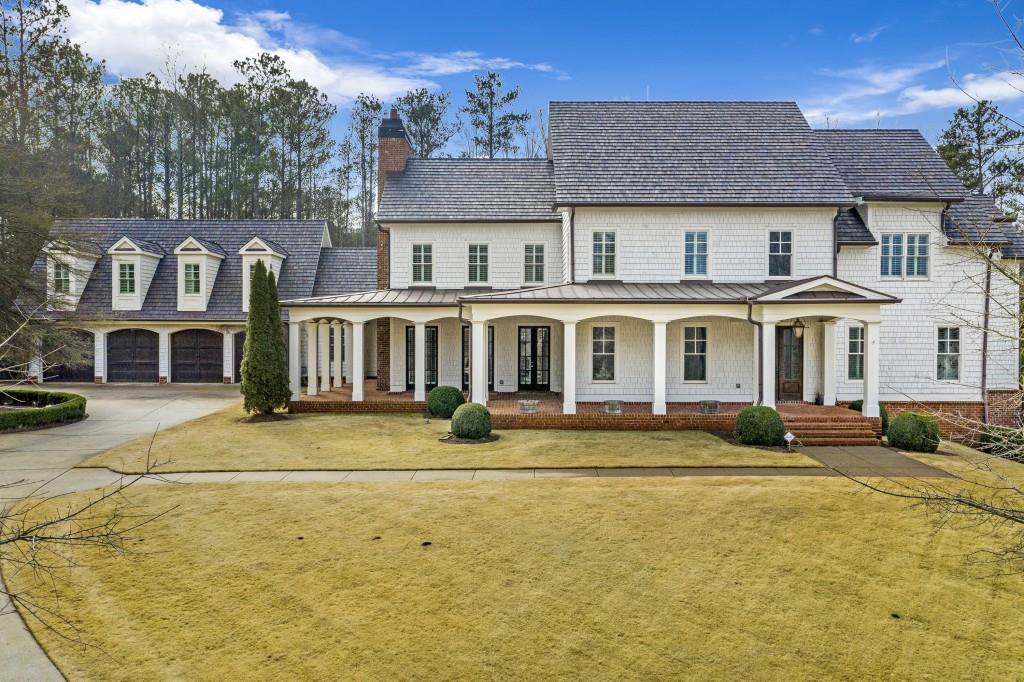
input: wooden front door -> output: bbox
[776,327,803,401]
[518,326,551,391]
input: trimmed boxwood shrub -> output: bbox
[427,385,465,418]
[735,405,785,446]
[887,412,940,452]
[0,389,87,431]
[848,400,890,435]
[451,402,492,440]
[979,425,1024,462]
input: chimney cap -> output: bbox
[379,109,407,139]
[390,107,399,119]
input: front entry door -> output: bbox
[406,326,438,391]
[776,326,804,401]
[518,326,551,391]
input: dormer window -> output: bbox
[107,236,163,311]
[119,263,136,294]
[239,237,287,312]
[53,262,71,294]
[44,241,99,311]
[175,236,225,312]
[184,263,201,295]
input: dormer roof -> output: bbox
[175,236,226,258]
[107,236,165,258]
[239,236,289,258]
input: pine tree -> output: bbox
[396,88,458,158]
[460,72,530,158]
[241,259,290,416]
[937,100,1024,211]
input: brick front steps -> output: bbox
[783,413,882,446]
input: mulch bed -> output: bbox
[438,433,501,445]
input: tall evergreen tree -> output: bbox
[937,100,1024,210]
[396,88,458,158]
[349,93,381,245]
[241,260,290,416]
[461,72,530,158]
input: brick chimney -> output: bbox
[378,107,410,206]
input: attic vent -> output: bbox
[179,245,201,251]
[114,245,136,251]
[245,245,267,252]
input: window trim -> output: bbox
[682,325,708,383]
[466,242,490,286]
[880,232,931,281]
[118,262,136,295]
[847,325,864,382]
[522,242,546,285]
[183,261,202,296]
[52,261,71,295]
[766,229,794,280]
[411,243,434,285]
[936,325,961,382]
[682,230,710,279]
[591,230,617,279]
[589,322,618,383]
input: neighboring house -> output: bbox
[281,102,1023,427]
[35,220,376,385]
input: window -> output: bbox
[683,326,707,381]
[882,233,929,279]
[118,262,135,294]
[412,244,432,284]
[768,231,792,277]
[684,231,708,277]
[53,262,70,294]
[468,244,489,284]
[184,263,201,295]
[592,326,615,381]
[847,326,864,380]
[937,327,960,380]
[592,231,616,277]
[524,243,545,284]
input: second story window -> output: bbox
[119,262,136,294]
[768,231,792,277]
[412,244,433,284]
[882,233,929,279]
[592,231,616,277]
[184,263,201,295]
[53,262,70,294]
[683,231,708,277]
[468,244,489,284]
[524,244,545,284]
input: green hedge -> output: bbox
[887,412,940,453]
[735,405,785,446]
[451,402,492,440]
[427,385,465,418]
[0,388,87,431]
[848,400,889,435]
[979,425,1024,462]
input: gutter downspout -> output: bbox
[831,209,839,278]
[568,207,576,283]
[747,300,763,405]
[982,250,993,424]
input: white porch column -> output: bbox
[471,320,488,405]
[305,321,318,396]
[414,322,427,401]
[562,321,577,414]
[318,321,330,393]
[352,322,365,401]
[652,320,667,415]
[343,322,353,384]
[822,320,837,406]
[223,330,234,383]
[93,330,106,384]
[750,324,759,403]
[331,322,343,388]
[28,352,43,383]
[288,322,301,400]
[158,330,170,383]
[761,322,776,408]
[863,321,881,418]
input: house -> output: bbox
[35,220,376,385]
[281,101,1023,431]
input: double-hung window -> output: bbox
[847,326,864,380]
[768,231,792,277]
[412,244,433,284]
[468,244,489,284]
[118,262,135,294]
[53,262,70,295]
[592,326,616,381]
[592,232,616,277]
[184,263,201,295]
[524,243,545,284]
[684,231,708,277]
[881,233,929,279]
[683,326,707,381]
[937,327,960,381]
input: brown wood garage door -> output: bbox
[107,329,159,383]
[172,330,223,383]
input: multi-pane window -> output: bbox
[683,326,707,381]
[412,244,433,283]
[882,233,929,278]
[937,327,960,381]
[684,231,708,277]
[118,262,135,294]
[592,326,615,381]
[53,262,70,294]
[184,263,201,295]
[848,326,864,380]
[468,244,489,283]
[524,243,545,284]
[768,231,792,277]
[592,231,616,277]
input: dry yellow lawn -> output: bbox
[81,405,815,472]
[5,470,1024,680]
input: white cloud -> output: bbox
[849,25,888,44]
[395,50,560,78]
[901,70,1024,110]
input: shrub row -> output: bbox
[0,388,87,431]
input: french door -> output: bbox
[776,326,804,401]
[405,326,438,390]
[518,326,551,391]
[461,325,494,390]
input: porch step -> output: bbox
[783,412,882,446]
[798,437,882,446]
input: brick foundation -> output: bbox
[289,399,424,414]
[837,393,1023,443]
[159,376,168,384]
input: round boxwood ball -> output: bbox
[735,405,786,446]
[451,402,492,440]
[887,412,940,453]
[427,385,465,418]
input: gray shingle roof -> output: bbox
[548,101,854,206]
[51,219,327,321]
[943,194,1007,244]
[378,159,559,223]
[836,208,876,245]
[312,248,377,296]
[815,129,966,201]
[1001,226,1024,258]
[188,236,227,257]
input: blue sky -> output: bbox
[65,0,1024,141]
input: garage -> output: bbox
[106,329,159,383]
[49,329,95,382]
[171,329,224,383]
